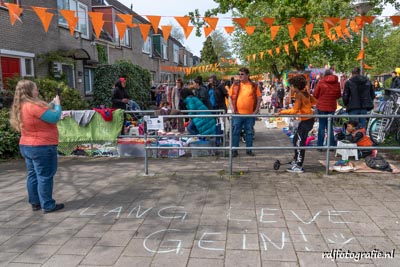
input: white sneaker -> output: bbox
[290,160,297,166]
[287,165,304,173]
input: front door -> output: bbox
[1,56,21,88]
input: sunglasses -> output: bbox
[238,73,246,76]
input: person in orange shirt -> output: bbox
[229,67,262,157]
[276,75,317,173]
[9,80,64,213]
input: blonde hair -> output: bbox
[9,80,49,132]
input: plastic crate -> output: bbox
[117,138,151,157]
[150,143,180,158]
[190,140,214,157]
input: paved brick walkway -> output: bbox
[1,119,400,266]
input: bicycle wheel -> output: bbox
[368,118,391,144]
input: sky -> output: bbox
[120,0,398,57]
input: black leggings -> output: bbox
[293,119,314,167]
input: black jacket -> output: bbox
[210,82,228,111]
[342,75,375,112]
[391,76,400,89]
[111,85,129,109]
[196,85,212,110]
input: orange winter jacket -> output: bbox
[279,91,317,120]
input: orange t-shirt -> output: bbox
[20,102,59,145]
[229,82,262,114]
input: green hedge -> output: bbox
[0,109,20,159]
[92,60,151,108]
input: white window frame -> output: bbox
[84,67,95,94]
[57,0,89,39]
[183,54,187,66]
[0,49,34,77]
[173,44,179,64]
[162,40,168,60]
[0,0,19,8]
[142,36,152,55]
[114,25,130,47]
[21,58,34,77]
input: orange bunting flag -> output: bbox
[275,47,280,54]
[60,10,79,35]
[4,3,23,26]
[232,18,248,29]
[334,26,345,40]
[323,22,332,39]
[174,16,190,29]
[284,44,290,55]
[362,16,375,24]
[33,7,54,32]
[252,54,257,61]
[203,27,213,38]
[290,18,306,35]
[343,28,351,38]
[339,19,348,30]
[147,16,161,33]
[364,35,369,44]
[305,23,314,38]
[117,14,133,28]
[259,51,265,60]
[390,16,400,26]
[270,25,280,41]
[138,24,151,42]
[245,26,256,35]
[224,26,235,35]
[292,41,298,52]
[88,12,104,39]
[324,17,340,28]
[204,17,219,30]
[115,22,127,41]
[363,63,373,70]
[356,49,364,61]
[355,17,364,28]
[313,34,321,45]
[262,17,275,27]
[246,55,251,62]
[288,24,296,40]
[161,25,172,42]
[302,38,310,48]
[184,26,194,39]
[268,49,273,57]
[350,20,360,33]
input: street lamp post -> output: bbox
[351,0,373,76]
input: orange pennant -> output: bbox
[324,17,340,28]
[292,41,298,52]
[364,36,369,44]
[204,17,219,30]
[147,16,161,33]
[60,10,78,35]
[323,22,332,39]
[305,23,314,38]
[302,38,310,48]
[117,14,133,28]
[224,26,235,35]
[339,19,348,30]
[203,27,213,37]
[268,49,273,57]
[284,44,290,55]
[262,17,275,27]
[245,26,256,35]
[252,54,257,61]
[355,17,364,28]
[174,16,190,29]
[362,16,375,24]
[246,55,250,62]
[115,22,127,41]
[184,26,194,39]
[232,18,248,29]
[356,49,364,61]
[290,18,306,35]
[259,51,265,60]
[33,7,54,32]
[363,63,373,70]
[343,28,351,38]
[390,16,400,26]
[334,26,345,40]
[313,34,321,45]
[275,47,280,54]
[288,24,296,40]
[270,25,280,41]
[4,3,23,26]
[138,24,151,42]
[88,12,104,39]
[161,25,172,42]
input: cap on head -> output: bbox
[119,77,126,83]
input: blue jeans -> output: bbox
[347,109,368,129]
[232,116,255,153]
[317,110,336,146]
[20,145,58,211]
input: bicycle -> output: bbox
[367,89,400,145]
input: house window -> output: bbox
[0,0,18,8]
[173,44,179,64]
[142,36,152,55]
[162,41,168,60]
[22,58,34,77]
[57,0,89,39]
[183,54,187,66]
[114,25,130,47]
[84,68,94,94]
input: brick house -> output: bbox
[0,0,199,96]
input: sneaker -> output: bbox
[31,204,41,211]
[43,203,64,214]
[286,165,304,173]
[290,160,297,166]
[246,151,255,156]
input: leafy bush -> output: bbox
[92,60,151,108]
[0,109,20,159]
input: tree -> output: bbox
[169,22,184,43]
[210,30,232,59]
[201,36,219,64]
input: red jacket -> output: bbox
[313,74,341,112]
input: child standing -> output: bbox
[276,75,317,173]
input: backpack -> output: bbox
[365,155,392,172]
